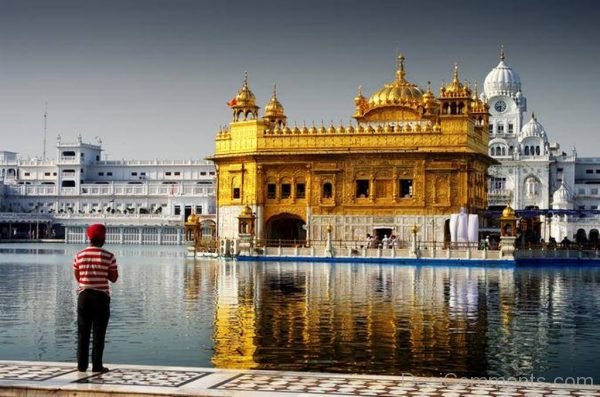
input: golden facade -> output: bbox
[210,55,493,242]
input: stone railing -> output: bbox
[95,160,214,166]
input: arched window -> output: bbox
[524,146,530,155]
[526,177,538,198]
[536,146,540,155]
[501,147,506,156]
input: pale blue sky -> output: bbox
[1,0,599,159]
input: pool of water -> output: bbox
[0,243,599,382]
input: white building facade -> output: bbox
[0,136,216,244]
[484,49,600,244]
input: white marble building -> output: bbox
[484,49,600,243]
[0,136,216,243]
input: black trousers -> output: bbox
[77,289,110,371]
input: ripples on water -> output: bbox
[0,243,599,382]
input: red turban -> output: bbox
[87,224,106,240]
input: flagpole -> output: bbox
[43,102,48,160]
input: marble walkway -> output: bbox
[1,360,599,397]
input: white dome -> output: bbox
[553,185,569,203]
[552,182,571,207]
[483,51,522,98]
[520,115,546,139]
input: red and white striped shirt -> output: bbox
[73,247,117,295]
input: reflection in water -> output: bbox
[0,244,599,381]
[212,262,600,380]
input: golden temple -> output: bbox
[209,55,493,244]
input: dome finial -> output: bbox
[532,111,536,120]
[453,62,460,83]
[396,53,406,82]
[473,80,479,98]
[272,83,277,98]
[358,84,363,96]
[243,71,249,88]
[500,45,505,61]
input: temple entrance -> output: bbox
[265,214,306,245]
[373,227,392,241]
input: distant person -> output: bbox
[73,224,118,373]
[366,233,373,248]
[382,234,390,248]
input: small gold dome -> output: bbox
[327,122,336,134]
[264,84,286,118]
[186,213,198,224]
[240,205,253,218]
[502,205,516,218]
[367,54,424,109]
[234,72,257,107]
[354,85,366,104]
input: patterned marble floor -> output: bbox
[0,363,75,381]
[76,368,211,387]
[1,360,599,396]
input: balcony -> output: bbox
[60,187,78,195]
[488,189,512,206]
[58,157,80,164]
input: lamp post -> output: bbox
[411,223,420,258]
[545,212,552,246]
[325,224,335,257]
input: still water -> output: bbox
[0,243,599,382]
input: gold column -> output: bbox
[392,168,398,202]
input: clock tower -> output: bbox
[483,47,553,220]
[482,46,527,143]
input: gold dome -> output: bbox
[239,205,253,218]
[234,72,257,107]
[422,81,436,104]
[264,84,286,118]
[354,85,366,104]
[367,54,424,108]
[186,213,198,224]
[502,205,516,218]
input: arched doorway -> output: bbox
[576,229,588,245]
[589,229,599,247]
[266,213,306,245]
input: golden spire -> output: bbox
[500,45,505,61]
[272,83,277,98]
[243,71,249,88]
[452,62,460,84]
[472,80,479,99]
[354,84,365,102]
[396,53,406,82]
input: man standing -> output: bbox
[73,224,118,373]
